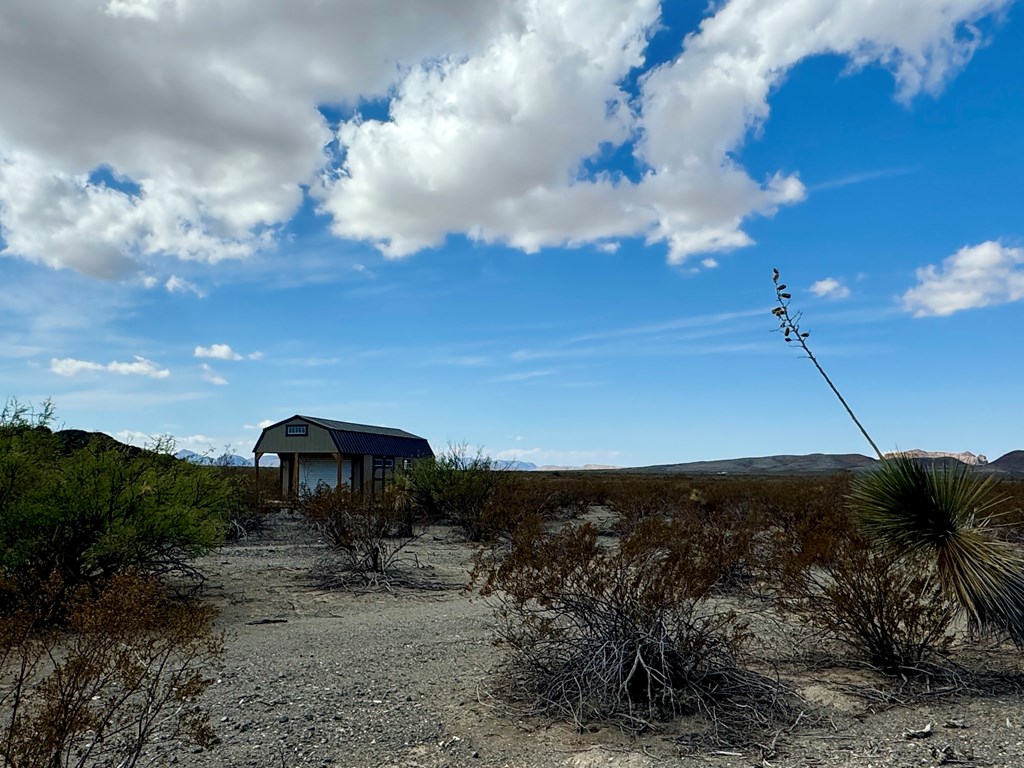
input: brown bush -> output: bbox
[474,516,794,738]
[779,533,958,674]
[0,571,222,767]
[300,484,419,586]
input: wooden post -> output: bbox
[334,453,343,489]
[254,453,261,506]
[292,452,300,497]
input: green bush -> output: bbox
[403,446,502,539]
[0,403,230,609]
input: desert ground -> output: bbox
[161,510,1024,768]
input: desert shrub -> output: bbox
[403,447,560,540]
[605,477,680,535]
[216,466,274,542]
[475,516,793,737]
[0,410,230,610]
[0,570,222,767]
[404,447,500,539]
[780,532,959,673]
[757,474,858,583]
[538,475,609,519]
[301,483,418,586]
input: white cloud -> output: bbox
[596,242,621,254]
[244,418,276,430]
[701,258,719,269]
[902,241,1024,317]
[0,0,1010,277]
[195,343,243,361]
[200,362,228,385]
[810,277,851,300]
[247,351,264,360]
[50,355,170,378]
[165,275,204,297]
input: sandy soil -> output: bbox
[161,512,1024,768]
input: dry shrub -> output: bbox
[536,476,610,519]
[757,474,858,582]
[0,571,222,767]
[780,533,958,674]
[605,477,680,535]
[301,484,418,586]
[475,516,794,738]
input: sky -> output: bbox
[1,0,1022,468]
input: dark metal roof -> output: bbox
[301,416,424,440]
[328,430,434,458]
[297,415,433,458]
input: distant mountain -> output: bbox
[628,453,878,475]
[991,451,1024,474]
[174,449,252,467]
[492,460,538,471]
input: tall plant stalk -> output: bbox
[771,269,1024,645]
[771,269,882,460]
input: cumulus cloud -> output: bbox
[903,241,1024,317]
[50,355,170,378]
[810,277,851,300]
[0,0,1010,276]
[195,343,242,361]
[200,362,228,385]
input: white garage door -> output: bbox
[298,458,354,492]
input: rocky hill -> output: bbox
[883,449,988,465]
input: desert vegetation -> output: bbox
[4,385,1024,764]
[0,398,227,766]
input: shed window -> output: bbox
[286,424,308,436]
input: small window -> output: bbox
[285,424,307,436]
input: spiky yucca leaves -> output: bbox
[851,453,1024,644]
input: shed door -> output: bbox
[299,458,338,492]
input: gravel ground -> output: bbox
[161,512,1024,768]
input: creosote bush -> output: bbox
[474,516,794,737]
[0,570,222,768]
[1,401,231,614]
[403,447,566,541]
[301,483,419,586]
[779,533,959,673]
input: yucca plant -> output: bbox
[851,453,1024,643]
[772,270,1024,645]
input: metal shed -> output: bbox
[253,415,433,496]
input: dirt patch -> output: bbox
[159,512,1024,768]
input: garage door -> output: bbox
[298,458,354,492]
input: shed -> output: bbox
[253,415,433,496]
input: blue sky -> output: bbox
[1,0,1022,467]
